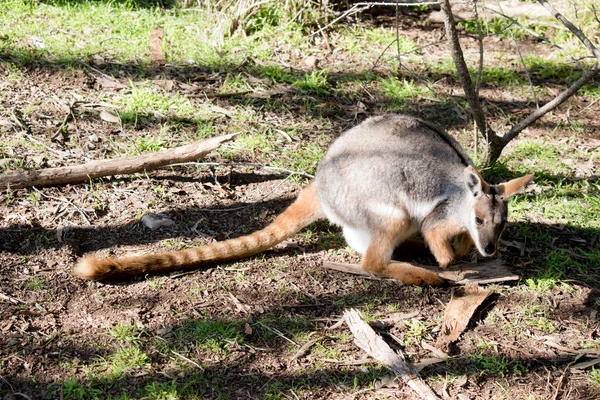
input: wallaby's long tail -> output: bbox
[73,184,323,281]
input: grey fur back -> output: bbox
[314,114,473,230]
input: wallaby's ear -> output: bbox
[464,166,489,196]
[496,174,534,198]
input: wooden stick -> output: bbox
[322,261,520,285]
[0,133,238,190]
[343,309,442,400]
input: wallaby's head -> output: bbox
[464,166,533,257]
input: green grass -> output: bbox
[25,277,46,290]
[467,354,529,377]
[100,346,151,379]
[590,368,600,388]
[379,77,424,107]
[107,323,146,344]
[174,319,244,353]
[458,17,548,40]
[293,70,330,95]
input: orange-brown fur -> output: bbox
[73,184,323,281]
[422,221,467,268]
[360,218,444,286]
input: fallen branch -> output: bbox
[321,259,519,285]
[343,309,442,400]
[0,133,238,190]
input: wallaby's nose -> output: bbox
[484,244,496,255]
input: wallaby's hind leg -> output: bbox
[361,220,445,286]
[422,221,465,268]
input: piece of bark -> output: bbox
[570,358,600,372]
[436,283,492,348]
[321,259,519,285]
[343,309,442,400]
[0,133,238,190]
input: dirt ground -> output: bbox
[1,8,600,400]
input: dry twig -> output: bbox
[344,309,442,400]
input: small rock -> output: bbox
[141,213,175,230]
[304,55,319,69]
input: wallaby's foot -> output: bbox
[378,262,447,286]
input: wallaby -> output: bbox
[73,114,532,284]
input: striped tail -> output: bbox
[73,184,323,281]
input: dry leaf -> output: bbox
[100,110,120,124]
[98,76,127,89]
[154,79,174,91]
[436,283,492,348]
[150,27,165,65]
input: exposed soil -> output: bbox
[1,8,599,400]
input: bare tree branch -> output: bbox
[498,0,600,149]
[538,0,600,61]
[439,0,503,161]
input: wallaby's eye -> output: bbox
[475,217,484,226]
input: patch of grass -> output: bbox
[523,55,580,82]
[524,277,557,292]
[581,83,600,99]
[293,70,329,94]
[272,142,325,175]
[364,27,418,54]
[458,17,548,40]
[529,316,556,333]
[257,64,296,84]
[589,368,600,389]
[402,318,428,345]
[174,319,243,353]
[221,73,253,93]
[107,323,145,344]
[25,277,46,290]
[478,66,524,86]
[100,345,151,379]
[115,86,198,127]
[467,354,528,377]
[133,136,168,153]
[379,77,424,106]
[61,378,103,400]
[142,381,179,400]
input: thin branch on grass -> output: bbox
[510,28,539,109]
[257,322,298,346]
[170,350,204,370]
[0,133,238,190]
[0,292,26,304]
[484,6,584,70]
[343,309,442,400]
[32,187,91,225]
[311,5,371,37]
[500,0,600,148]
[51,100,79,140]
[538,0,600,60]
